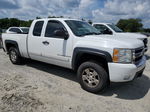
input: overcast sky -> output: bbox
[0,0,149,28]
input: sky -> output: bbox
[0,0,150,28]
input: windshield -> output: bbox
[65,20,101,36]
[107,24,123,33]
[21,28,29,33]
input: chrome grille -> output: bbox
[134,47,144,63]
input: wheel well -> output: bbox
[6,43,17,53]
[74,53,109,74]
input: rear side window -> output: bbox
[9,28,21,33]
[45,20,65,38]
[33,21,44,36]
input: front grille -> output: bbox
[134,47,144,63]
[143,38,148,47]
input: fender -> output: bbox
[5,40,21,55]
[72,47,112,70]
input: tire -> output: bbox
[77,61,109,93]
[9,47,22,65]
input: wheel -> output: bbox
[77,61,109,93]
[9,47,22,64]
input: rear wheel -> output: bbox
[9,47,22,64]
[77,61,109,93]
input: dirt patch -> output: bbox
[1,92,44,112]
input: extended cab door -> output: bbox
[28,20,45,60]
[41,20,72,68]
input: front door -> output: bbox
[41,20,71,68]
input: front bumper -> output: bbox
[108,56,146,82]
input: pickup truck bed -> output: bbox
[2,33,29,58]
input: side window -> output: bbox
[9,28,14,32]
[33,21,44,36]
[45,20,65,38]
[94,24,112,34]
[9,28,21,33]
[94,25,107,32]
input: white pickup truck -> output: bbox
[2,18,146,93]
[93,23,148,51]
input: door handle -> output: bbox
[42,41,49,45]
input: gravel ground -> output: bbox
[0,38,150,112]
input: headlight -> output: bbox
[113,48,133,63]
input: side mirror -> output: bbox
[54,29,69,40]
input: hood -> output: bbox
[77,35,144,49]
[114,32,147,40]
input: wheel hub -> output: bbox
[82,68,100,88]
[10,50,17,62]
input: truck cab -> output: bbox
[93,23,148,51]
[2,18,146,93]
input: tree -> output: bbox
[0,18,33,29]
[143,28,150,33]
[116,18,143,32]
[19,20,33,27]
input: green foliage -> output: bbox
[116,18,143,32]
[19,20,33,27]
[0,18,32,29]
[143,28,150,33]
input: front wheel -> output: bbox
[9,47,22,65]
[77,61,109,93]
